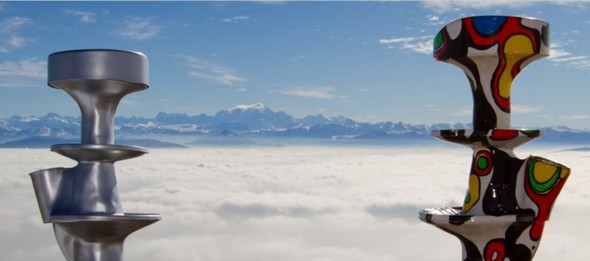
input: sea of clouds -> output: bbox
[1,144,588,260]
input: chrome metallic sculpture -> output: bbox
[419,16,570,260]
[30,49,160,261]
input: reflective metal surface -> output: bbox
[30,49,160,261]
[48,49,148,145]
[52,214,159,261]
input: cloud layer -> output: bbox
[1,145,587,260]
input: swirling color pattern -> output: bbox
[420,16,569,261]
[434,16,549,130]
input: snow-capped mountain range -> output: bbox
[0,103,587,148]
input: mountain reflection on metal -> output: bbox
[29,49,160,261]
[419,16,570,260]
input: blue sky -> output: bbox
[1,1,590,129]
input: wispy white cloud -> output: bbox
[0,58,46,88]
[185,56,247,85]
[0,79,42,88]
[6,36,26,48]
[64,9,96,23]
[451,108,472,117]
[425,15,444,26]
[119,99,140,108]
[0,16,31,34]
[116,17,162,40]
[551,55,587,63]
[280,86,346,100]
[253,0,285,5]
[560,114,590,121]
[378,37,414,45]
[289,55,312,62]
[0,58,46,78]
[428,15,440,22]
[223,16,250,23]
[553,0,590,10]
[0,16,32,52]
[512,104,542,114]
[378,36,432,54]
[549,42,590,70]
[422,1,533,13]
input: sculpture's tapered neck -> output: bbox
[56,79,144,144]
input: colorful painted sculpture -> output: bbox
[419,16,570,260]
[29,49,160,261]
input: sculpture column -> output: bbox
[419,16,570,260]
[30,49,160,261]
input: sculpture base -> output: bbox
[51,213,160,261]
[419,207,539,261]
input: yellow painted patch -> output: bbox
[499,35,534,99]
[463,174,480,212]
[560,167,571,179]
[533,160,559,183]
[504,35,534,55]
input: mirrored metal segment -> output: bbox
[30,49,160,261]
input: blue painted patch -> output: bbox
[472,16,507,37]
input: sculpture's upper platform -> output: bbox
[433,16,549,61]
[48,49,149,90]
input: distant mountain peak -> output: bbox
[229,103,267,112]
[298,114,332,127]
